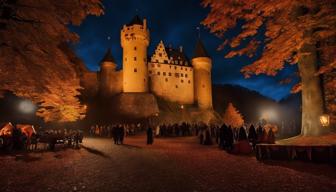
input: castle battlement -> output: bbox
[99,15,213,109]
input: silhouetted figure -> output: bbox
[261,129,268,143]
[112,126,118,144]
[256,125,263,143]
[226,126,234,151]
[238,127,247,141]
[267,129,275,144]
[120,126,125,144]
[204,129,212,145]
[218,124,226,149]
[147,127,154,145]
[248,124,258,150]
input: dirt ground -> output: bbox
[1,135,336,192]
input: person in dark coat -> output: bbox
[226,126,234,151]
[256,125,263,143]
[238,127,247,141]
[204,128,212,145]
[218,124,226,149]
[147,126,154,145]
[248,124,258,150]
[120,125,125,144]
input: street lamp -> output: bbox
[320,114,330,127]
[180,105,184,109]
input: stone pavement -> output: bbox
[1,135,336,192]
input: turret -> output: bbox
[192,39,213,109]
[121,15,150,92]
[99,48,118,97]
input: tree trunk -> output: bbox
[298,42,327,136]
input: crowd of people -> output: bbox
[88,122,276,152]
[0,122,84,152]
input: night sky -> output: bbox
[71,0,299,101]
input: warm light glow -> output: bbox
[260,109,277,122]
[180,105,184,109]
[18,100,36,114]
[320,114,330,127]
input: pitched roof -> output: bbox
[193,39,210,58]
[101,48,115,63]
[165,47,191,66]
[126,15,143,26]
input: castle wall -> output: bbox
[192,57,213,109]
[99,62,123,96]
[121,21,149,93]
[148,62,194,104]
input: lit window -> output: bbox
[134,68,137,72]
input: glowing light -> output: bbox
[320,114,330,127]
[260,109,277,122]
[180,105,184,109]
[18,100,36,114]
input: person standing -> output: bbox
[147,126,154,145]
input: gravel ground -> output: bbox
[1,135,336,192]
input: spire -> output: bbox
[101,48,115,63]
[127,15,143,26]
[193,39,210,58]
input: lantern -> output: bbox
[319,114,330,127]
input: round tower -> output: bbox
[192,39,213,109]
[121,15,150,92]
[99,48,117,97]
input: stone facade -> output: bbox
[98,16,213,109]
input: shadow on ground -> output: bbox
[81,145,110,159]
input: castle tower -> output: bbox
[99,48,118,97]
[192,39,213,109]
[121,15,150,92]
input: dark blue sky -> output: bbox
[71,0,298,101]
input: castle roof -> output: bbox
[101,48,115,63]
[165,47,191,67]
[193,39,210,58]
[126,15,143,26]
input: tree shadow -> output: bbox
[81,145,110,159]
[261,160,336,180]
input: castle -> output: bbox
[98,16,213,112]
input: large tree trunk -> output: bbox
[298,42,327,136]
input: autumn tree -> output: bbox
[202,0,336,136]
[223,102,244,128]
[0,0,103,122]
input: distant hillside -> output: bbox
[213,84,280,124]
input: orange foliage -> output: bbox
[202,0,336,127]
[0,0,103,122]
[222,103,244,128]
[202,0,336,76]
